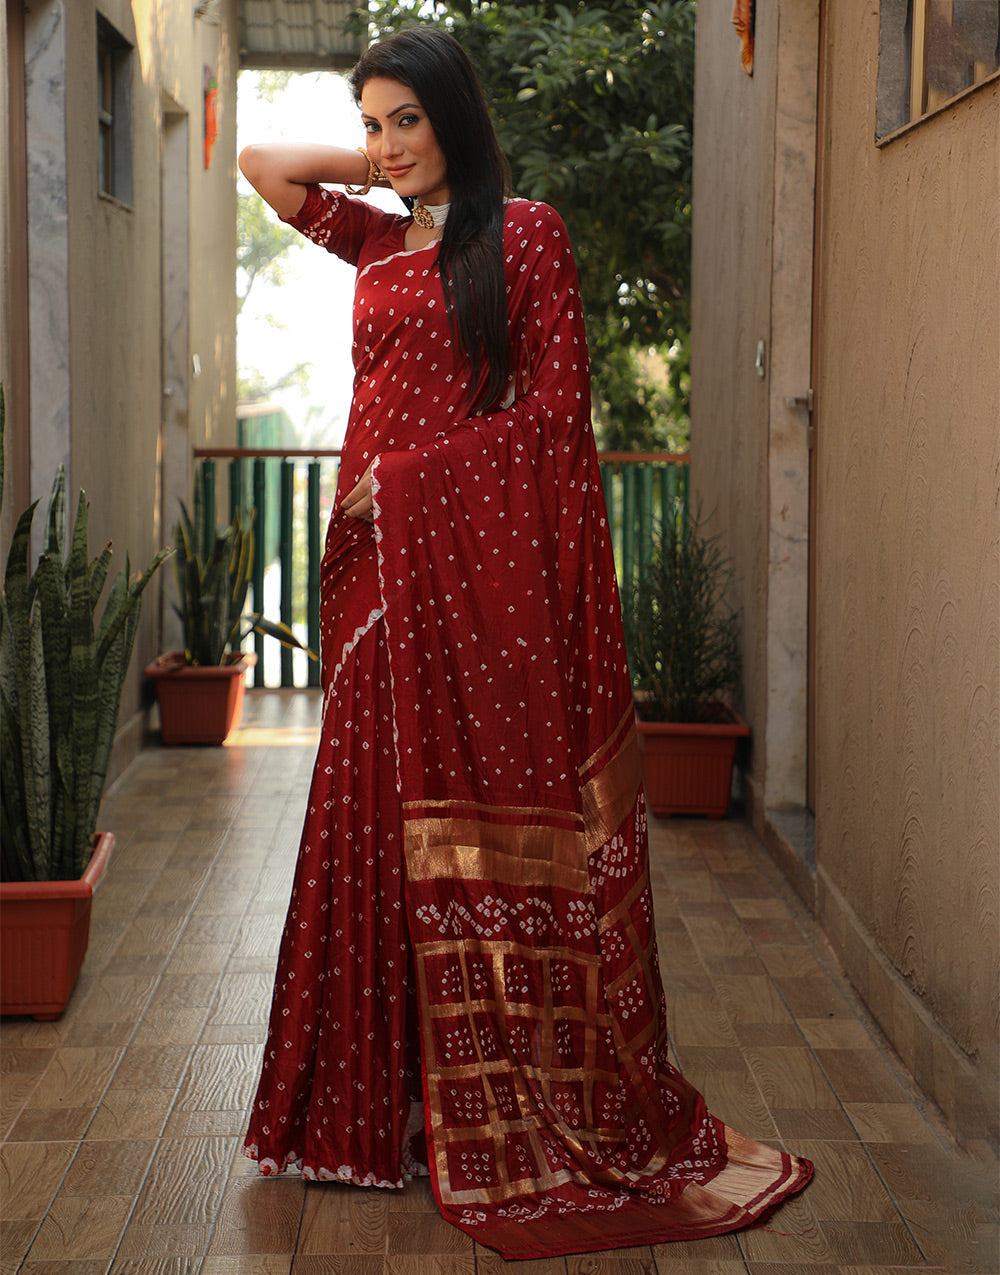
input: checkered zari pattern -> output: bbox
[407,793,723,1211]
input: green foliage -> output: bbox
[251,70,295,103]
[171,486,317,667]
[237,192,302,316]
[172,486,252,667]
[236,362,312,406]
[0,387,170,881]
[236,189,312,404]
[350,0,695,444]
[591,330,689,452]
[621,509,742,723]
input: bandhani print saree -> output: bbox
[243,187,813,1259]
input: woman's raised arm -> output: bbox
[238,143,373,220]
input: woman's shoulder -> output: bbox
[503,197,570,239]
[501,199,575,278]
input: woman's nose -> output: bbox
[381,127,402,158]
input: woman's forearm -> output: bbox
[238,143,371,219]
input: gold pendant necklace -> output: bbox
[412,202,449,229]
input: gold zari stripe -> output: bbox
[404,715,640,890]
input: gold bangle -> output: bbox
[344,147,382,196]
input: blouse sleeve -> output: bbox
[281,183,397,267]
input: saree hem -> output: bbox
[437,1135,815,1260]
[243,1139,430,1191]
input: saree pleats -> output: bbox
[244,610,415,1187]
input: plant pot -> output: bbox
[0,831,114,1020]
[636,707,751,819]
[144,649,257,745]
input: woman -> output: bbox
[240,27,812,1261]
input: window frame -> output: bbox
[877,0,1000,143]
[97,14,133,205]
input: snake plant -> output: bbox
[0,387,171,881]
[171,483,314,666]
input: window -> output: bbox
[97,15,133,202]
[877,0,999,138]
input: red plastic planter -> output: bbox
[0,831,114,1020]
[145,650,257,745]
[636,708,751,819]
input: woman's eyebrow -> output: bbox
[361,102,422,122]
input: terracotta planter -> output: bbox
[636,707,750,819]
[0,832,114,1020]
[145,649,257,745]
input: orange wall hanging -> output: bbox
[204,65,219,169]
[732,0,755,75]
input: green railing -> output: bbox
[599,451,690,597]
[193,447,689,688]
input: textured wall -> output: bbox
[693,0,999,1144]
[814,4,999,1138]
[0,6,10,547]
[691,1,776,787]
[24,1,72,507]
[52,0,239,751]
[691,2,816,814]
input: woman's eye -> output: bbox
[364,121,380,134]
[399,114,419,127]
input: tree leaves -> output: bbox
[237,192,302,316]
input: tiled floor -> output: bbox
[2,691,996,1275]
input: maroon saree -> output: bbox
[243,187,812,1259]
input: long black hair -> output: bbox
[349,28,510,414]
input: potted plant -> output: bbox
[0,387,170,1018]
[622,507,749,818]
[145,486,314,744]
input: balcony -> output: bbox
[1,693,994,1270]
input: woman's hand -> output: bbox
[340,461,376,523]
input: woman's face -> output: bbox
[360,76,449,207]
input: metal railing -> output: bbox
[192,446,689,688]
[599,451,690,596]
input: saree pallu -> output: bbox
[371,389,811,1260]
[244,194,812,1258]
